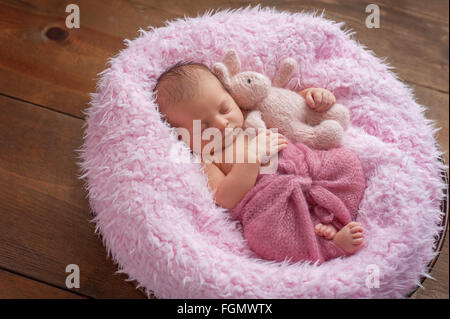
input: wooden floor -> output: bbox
[0,0,448,299]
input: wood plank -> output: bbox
[0,268,85,299]
[269,0,449,92]
[411,229,449,299]
[0,0,169,118]
[0,0,447,119]
[0,94,146,298]
[375,0,448,24]
[410,82,449,165]
[393,80,448,298]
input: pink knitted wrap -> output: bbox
[229,141,366,264]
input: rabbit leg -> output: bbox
[288,120,343,150]
[311,120,344,149]
[303,103,350,130]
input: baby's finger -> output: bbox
[260,129,271,138]
[323,93,331,107]
[269,132,282,139]
[317,103,327,113]
[306,91,315,107]
[319,92,326,106]
[313,91,322,105]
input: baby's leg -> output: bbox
[315,222,363,255]
[332,222,364,254]
[314,223,337,240]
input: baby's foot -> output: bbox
[332,222,364,254]
[314,223,337,240]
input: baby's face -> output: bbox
[164,71,244,154]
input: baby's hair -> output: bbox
[154,61,218,111]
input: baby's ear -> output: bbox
[213,62,232,90]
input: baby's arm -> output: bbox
[298,88,336,112]
[204,130,287,210]
[204,161,260,210]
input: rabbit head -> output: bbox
[213,50,271,110]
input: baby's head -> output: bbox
[154,61,244,154]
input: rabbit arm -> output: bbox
[244,110,267,130]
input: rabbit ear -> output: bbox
[223,49,241,76]
[213,62,232,90]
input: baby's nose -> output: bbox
[216,116,229,130]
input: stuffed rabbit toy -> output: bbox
[213,49,350,150]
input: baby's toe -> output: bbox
[329,229,337,238]
[314,225,323,235]
[352,238,363,245]
[352,232,363,239]
[350,225,363,234]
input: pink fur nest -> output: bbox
[78,6,448,298]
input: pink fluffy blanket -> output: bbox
[229,141,366,264]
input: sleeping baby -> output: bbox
[155,61,366,264]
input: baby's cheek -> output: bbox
[230,111,242,128]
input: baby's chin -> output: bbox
[222,134,237,149]
[222,127,240,149]
[201,134,236,155]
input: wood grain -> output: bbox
[0,95,146,298]
[412,82,449,165]
[408,83,449,299]
[0,269,84,299]
[0,0,447,118]
[411,229,449,299]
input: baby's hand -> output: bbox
[304,88,336,113]
[248,129,288,164]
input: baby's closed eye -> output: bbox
[220,105,232,114]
